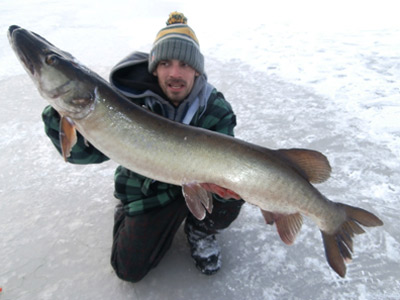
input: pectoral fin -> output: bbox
[59,116,77,161]
[182,182,213,220]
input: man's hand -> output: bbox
[200,183,241,200]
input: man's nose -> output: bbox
[169,63,182,77]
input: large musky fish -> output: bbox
[8,25,383,278]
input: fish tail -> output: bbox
[321,203,383,277]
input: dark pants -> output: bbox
[111,197,244,282]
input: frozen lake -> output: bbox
[1,0,399,299]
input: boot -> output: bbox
[184,221,221,275]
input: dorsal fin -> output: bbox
[277,148,331,183]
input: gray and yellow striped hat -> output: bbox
[148,12,204,74]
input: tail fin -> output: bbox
[321,203,383,277]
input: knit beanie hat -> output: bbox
[148,12,204,74]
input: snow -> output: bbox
[1,0,400,299]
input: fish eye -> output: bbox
[45,54,58,65]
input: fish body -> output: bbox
[8,25,383,277]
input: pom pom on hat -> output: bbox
[166,12,188,25]
[148,12,204,74]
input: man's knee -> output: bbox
[111,255,150,283]
[114,268,147,283]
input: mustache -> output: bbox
[166,78,186,86]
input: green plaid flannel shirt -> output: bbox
[42,89,237,215]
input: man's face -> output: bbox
[153,59,199,106]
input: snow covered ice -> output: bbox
[1,0,399,299]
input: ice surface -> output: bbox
[1,0,400,299]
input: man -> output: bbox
[42,12,244,282]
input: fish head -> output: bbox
[8,25,95,119]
